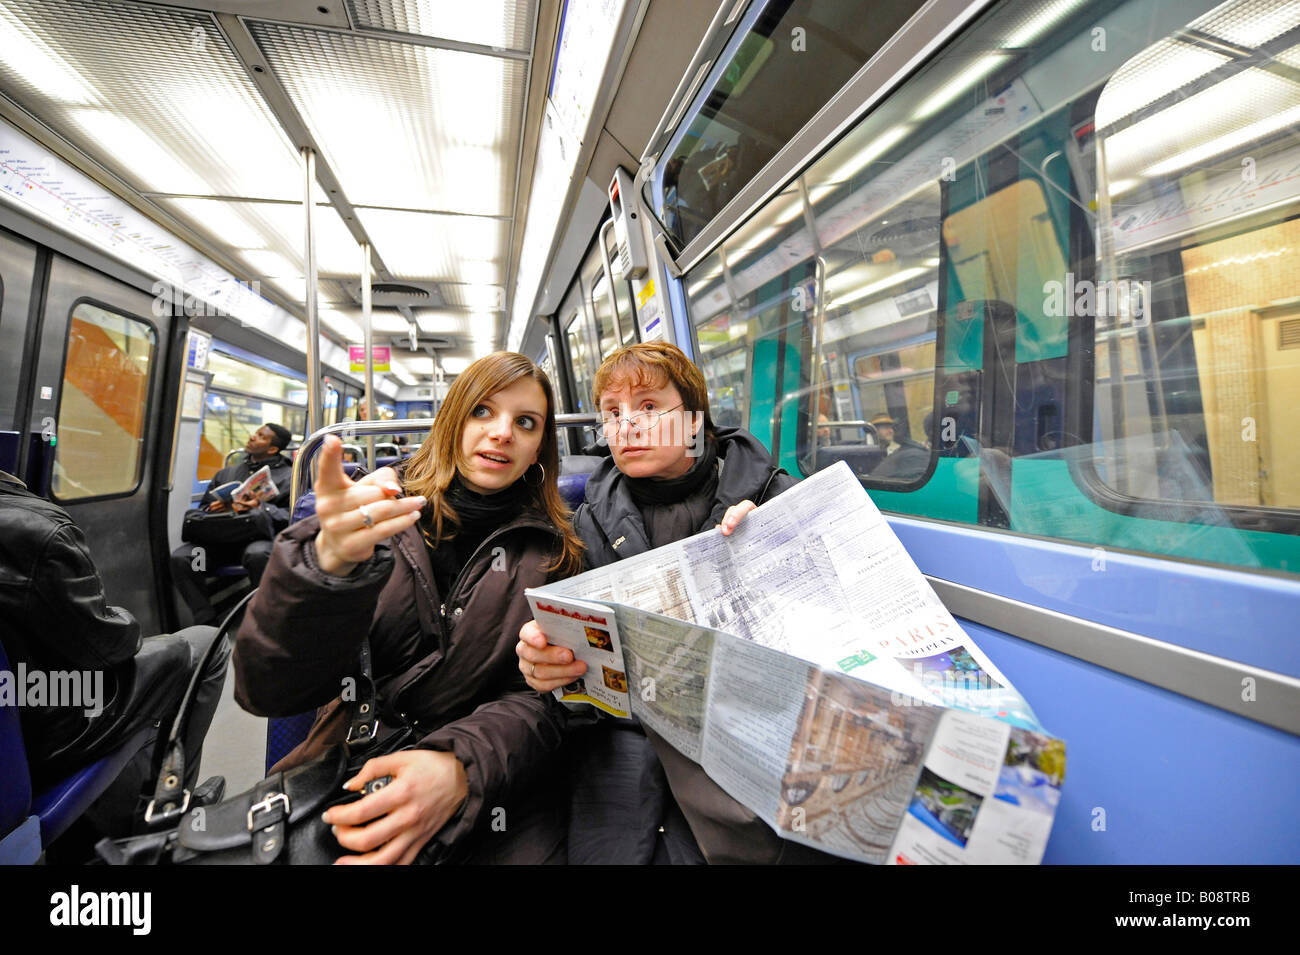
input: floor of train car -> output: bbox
[194,588,266,797]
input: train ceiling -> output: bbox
[0,0,552,383]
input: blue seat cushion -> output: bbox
[0,640,34,837]
[292,462,365,523]
[31,724,154,846]
[557,473,589,509]
[265,712,317,774]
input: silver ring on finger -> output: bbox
[359,503,374,528]
[529,662,537,678]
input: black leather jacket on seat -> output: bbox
[0,470,141,771]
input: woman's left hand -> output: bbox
[718,499,757,536]
[323,750,467,865]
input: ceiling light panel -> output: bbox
[1186,0,1300,49]
[370,310,414,333]
[250,22,525,214]
[1103,68,1299,180]
[346,0,535,51]
[440,284,506,310]
[159,198,361,276]
[356,207,508,285]
[1094,38,1230,130]
[0,0,303,200]
[413,310,472,335]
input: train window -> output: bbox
[589,275,620,358]
[1093,15,1300,516]
[562,285,598,413]
[684,111,944,481]
[198,348,306,481]
[655,0,925,248]
[539,335,564,413]
[682,0,1300,575]
[53,303,155,500]
[603,225,638,348]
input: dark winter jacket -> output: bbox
[197,451,294,533]
[569,428,827,864]
[573,427,796,568]
[0,470,144,772]
[233,500,570,858]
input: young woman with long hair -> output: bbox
[234,352,582,864]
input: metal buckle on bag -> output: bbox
[346,711,379,745]
[246,792,290,831]
[144,789,190,824]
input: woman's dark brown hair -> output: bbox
[402,351,583,577]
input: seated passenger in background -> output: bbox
[869,413,930,481]
[518,342,837,864]
[0,469,228,837]
[171,422,293,624]
[234,353,584,864]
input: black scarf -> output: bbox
[444,474,530,536]
[426,476,531,598]
[624,434,718,506]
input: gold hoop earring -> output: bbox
[525,463,545,487]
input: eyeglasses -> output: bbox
[600,403,684,435]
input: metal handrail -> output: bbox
[291,415,602,507]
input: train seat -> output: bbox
[558,454,604,508]
[811,444,887,478]
[264,711,317,774]
[0,639,152,863]
[289,461,365,524]
[0,431,19,475]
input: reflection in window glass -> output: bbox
[687,0,1300,577]
[604,226,638,347]
[199,394,305,480]
[1097,12,1300,511]
[657,0,923,247]
[564,291,598,413]
[197,348,306,481]
[590,277,619,358]
[207,349,305,403]
[54,303,155,499]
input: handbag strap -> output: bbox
[143,589,379,829]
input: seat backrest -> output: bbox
[556,455,605,509]
[557,473,590,509]
[0,431,20,475]
[0,639,34,835]
[291,462,365,523]
[265,712,317,774]
[815,444,887,477]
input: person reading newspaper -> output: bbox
[517,342,848,864]
[170,423,294,624]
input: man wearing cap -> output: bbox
[869,412,931,480]
[170,423,294,624]
[870,413,902,455]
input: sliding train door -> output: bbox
[24,254,180,637]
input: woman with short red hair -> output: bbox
[518,342,828,864]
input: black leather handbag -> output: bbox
[96,593,409,865]
[180,508,266,547]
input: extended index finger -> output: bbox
[314,435,353,495]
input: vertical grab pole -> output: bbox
[799,176,826,476]
[303,147,323,442]
[361,241,375,472]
